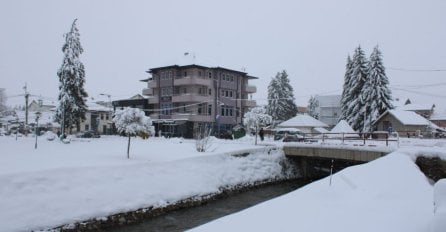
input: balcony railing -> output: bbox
[172,94,212,103]
[174,76,212,86]
[147,81,157,89]
[241,99,256,107]
[142,88,153,96]
[171,113,213,122]
[244,85,257,93]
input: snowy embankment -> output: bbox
[0,136,291,232]
[191,140,446,232]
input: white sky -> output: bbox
[1,0,445,107]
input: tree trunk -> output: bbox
[127,135,131,159]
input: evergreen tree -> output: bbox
[404,99,411,105]
[361,46,393,132]
[267,70,298,122]
[346,46,368,132]
[307,95,319,119]
[340,55,353,121]
[0,88,7,113]
[55,19,88,135]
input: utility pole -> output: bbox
[23,84,29,125]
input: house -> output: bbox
[141,64,257,138]
[112,94,152,112]
[28,99,56,112]
[77,102,113,135]
[373,110,439,137]
[277,114,328,133]
[314,95,341,127]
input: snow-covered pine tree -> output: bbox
[346,46,368,132]
[361,46,393,132]
[55,19,88,135]
[340,55,353,121]
[0,88,7,113]
[267,77,280,122]
[267,70,298,122]
[307,96,319,119]
[405,99,411,105]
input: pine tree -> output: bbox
[0,88,7,113]
[307,96,319,119]
[361,46,393,132]
[340,55,353,121]
[55,19,88,135]
[267,70,298,122]
[346,46,368,132]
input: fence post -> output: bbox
[386,133,389,146]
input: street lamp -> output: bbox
[34,111,41,149]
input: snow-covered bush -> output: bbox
[243,106,272,135]
[113,107,154,158]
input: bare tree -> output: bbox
[195,123,213,152]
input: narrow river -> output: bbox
[109,180,308,232]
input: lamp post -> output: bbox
[34,111,41,149]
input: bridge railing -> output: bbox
[296,131,399,147]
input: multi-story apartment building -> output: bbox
[141,64,257,138]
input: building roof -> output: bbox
[87,102,112,112]
[278,114,328,128]
[396,103,434,111]
[431,108,446,120]
[330,120,357,133]
[376,110,431,126]
[315,95,341,107]
[147,64,258,79]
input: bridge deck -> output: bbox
[283,145,390,162]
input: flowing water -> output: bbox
[109,180,308,232]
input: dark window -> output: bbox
[208,105,212,115]
[208,89,212,95]
[208,72,212,78]
[85,124,89,130]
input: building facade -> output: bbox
[314,95,341,128]
[141,64,257,138]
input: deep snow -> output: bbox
[0,135,445,232]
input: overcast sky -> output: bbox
[1,0,445,107]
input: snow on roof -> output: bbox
[397,103,433,111]
[431,108,446,120]
[387,110,430,126]
[313,127,329,133]
[87,102,112,112]
[315,95,341,107]
[330,120,356,133]
[274,127,302,132]
[278,114,328,128]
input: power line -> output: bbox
[388,67,446,72]
[391,87,446,98]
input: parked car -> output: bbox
[76,130,100,138]
[273,128,303,141]
[283,133,305,142]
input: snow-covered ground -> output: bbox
[0,135,445,232]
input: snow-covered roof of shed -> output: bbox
[384,110,431,126]
[313,127,329,133]
[315,95,341,107]
[330,120,356,133]
[278,114,328,128]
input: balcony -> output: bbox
[244,85,257,93]
[174,76,212,86]
[147,96,159,104]
[172,94,212,103]
[142,88,153,96]
[241,99,257,108]
[171,113,213,122]
[148,81,157,89]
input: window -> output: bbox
[85,124,89,130]
[208,89,212,95]
[168,71,172,79]
[183,71,187,77]
[106,114,109,120]
[229,91,233,98]
[198,104,202,115]
[208,105,212,115]
[225,90,229,97]
[222,74,226,81]
[100,114,104,120]
[221,90,225,97]
[162,87,172,96]
[161,103,173,115]
[198,71,202,77]
[208,72,212,79]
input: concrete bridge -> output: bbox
[283,145,393,179]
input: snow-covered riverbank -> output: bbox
[0,135,445,232]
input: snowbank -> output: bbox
[0,136,288,232]
[191,152,435,232]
